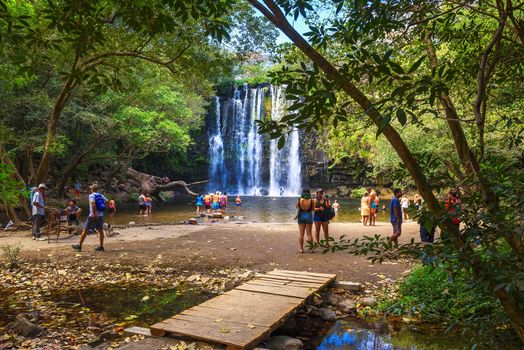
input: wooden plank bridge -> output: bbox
[150,269,336,350]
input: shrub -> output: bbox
[1,243,22,269]
[377,264,517,346]
[351,187,368,198]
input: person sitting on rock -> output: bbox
[64,199,82,226]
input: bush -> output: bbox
[1,243,22,269]
[351,187,368,198]
[377,264,517,346]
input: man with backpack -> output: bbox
[72,183,107,252]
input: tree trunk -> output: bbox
[496,288,524,342]
[249,0,524,342]
[125,168,208,199]
[0,145,31,219]
[35,75,77,184]
[55,139,101,197]
[5,203,23,227]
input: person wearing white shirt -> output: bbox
[32,183,47,241]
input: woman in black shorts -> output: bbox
[296,189,314,253]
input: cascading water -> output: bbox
[208,84,302,196]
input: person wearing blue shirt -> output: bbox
[72,183,107,252]
[196,194,204,214]
[390,188,403,247]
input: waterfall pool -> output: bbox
[98,196,387,225]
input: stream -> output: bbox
[0,282,476,349]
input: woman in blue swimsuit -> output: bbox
[296,189,314,253]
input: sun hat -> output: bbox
[38,183,47,189]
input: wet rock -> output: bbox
[76,345,93,350]
[99,330,120,341]
[224,279,236,290]
[323,292,342,306]
[186,274,201,282]
[309,306,337,321]
[238,270,255,279]
[10,316,43,338]
[87,337,104,347]
[361,297,377,306]
[265,335,303,350]
[338,299,356,313]
[128,221,136,226]
[279,316,298,333]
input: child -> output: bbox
[144,195,153,214]
[235,195,242,206]
[108,198,116,216]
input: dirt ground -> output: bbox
[1,221,419,283]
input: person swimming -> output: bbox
[235,195,242,206]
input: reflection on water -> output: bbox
[318,319,471,350]
[103,196,390,225]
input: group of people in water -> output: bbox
[195,192,243,214]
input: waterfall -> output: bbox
[208,96,226,190]
[208,85,302,196]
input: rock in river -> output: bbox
[265,335,303,350]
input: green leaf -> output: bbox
[396,109,407,126]
[376,114,391,138]
[408,56,426,74]
[277,136,285,149]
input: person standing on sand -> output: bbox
[32,183,47,241]
[313,189,330,244]
[361,192,370,226]
[401,194,410,220]
[296,189,314,253]
[196,194,204,213]
[390,188,403,247]
[138,193,146,216]
[72,184,107,252]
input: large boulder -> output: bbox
[361,297,377,307]
[10,316,43,338]
[336,186,352,197]
[308,306,337,321]
[265,336,303,350]
[338,299,357,313]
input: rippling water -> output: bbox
[100,196,390,225]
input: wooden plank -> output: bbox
[235,283,316,299]
[265,271,334,282]
[272,269,337,278]
[247,279,322,289]
[124,326,152,337]
[150,270,336,349]
[256,276,325,287]
[263,272,331,283]
[151,319,271,348]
